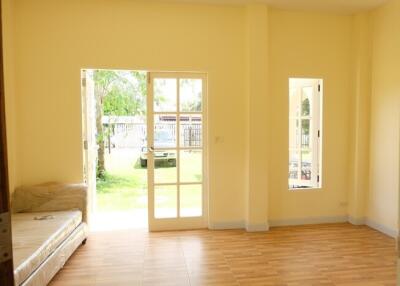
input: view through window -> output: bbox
[289,78,323,189]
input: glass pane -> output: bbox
[180,185,202,217]
[180,79,202,112]
[154,78,177,112]
[301,87,312,116]
[180,115,202,148]
[154,149,177,184]
[155,185,177,218]
[289,151,299,180]
[180,150,202,183]
[289,87,300,117]
[301,119,310,148]
[289,119,299,149]
[301,150,312,181]
[154,115,176,149]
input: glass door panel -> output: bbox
[154,115,177,148]
[153,78,177,112]
[179,78,202,112]
[180,184,202,217]
[179,115,202,148]
[180,150,202,183]
[154,185,177,219]
[147,72,207,231]
[154,149,177,184]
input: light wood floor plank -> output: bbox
[49,223,397,286]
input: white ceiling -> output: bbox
[156,0,390,13]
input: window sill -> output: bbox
[288,187,322,191]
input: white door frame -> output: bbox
[147,72,208,231]
[81,69,97,223]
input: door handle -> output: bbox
[149,146,154,153]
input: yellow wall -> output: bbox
[368,0,400,234]
[9,0,397,230]
[13,0,247,225]
[245,4,270,230]
[348,12,371,225]
[2,0,18,195]
[268,9,353,224]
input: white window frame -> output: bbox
[289,78,323,190]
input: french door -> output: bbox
[81,69,97,220]
[147,72,207,231]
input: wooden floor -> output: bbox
[50,223,397,286]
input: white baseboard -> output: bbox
[208,221,269,232]
[347,216,365,225]
[208,221,245,230]
[246,222,269,232]
[269,216,348,227]
[365,218,398,238]
[209,217,399,239]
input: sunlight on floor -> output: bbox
[90,210,148,232]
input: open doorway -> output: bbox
[82,70,208,232]
[82,69,148,230]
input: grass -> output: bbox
[96,149,202,213]
[96,173,147,211]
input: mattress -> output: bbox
[12,210,82,285]
[21,223,88,286]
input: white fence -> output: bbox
[103,116,201,149]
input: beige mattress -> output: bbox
[12,210,82,285]
[21,223,88,286]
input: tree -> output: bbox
[301,98,310,136]
[93,70,147,179]
[301,98,310,116]
[103,71,147,116]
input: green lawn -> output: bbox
[96,149,202,213]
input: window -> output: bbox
[289,78,322,189]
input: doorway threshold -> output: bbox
[90,209,148,232]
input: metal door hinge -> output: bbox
[317,130,320,138]
[0,212,12,263]
[83,140,88,150]
[318,84,321,92]
[82,78,86,87]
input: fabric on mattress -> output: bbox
[12,210,82,285]
[12,183,88,223]
[21,223,88,286]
